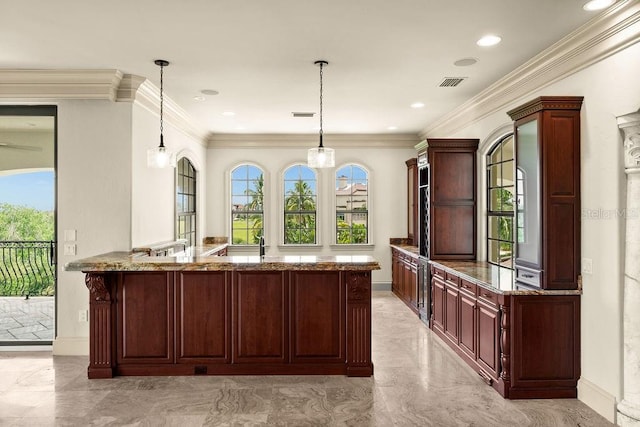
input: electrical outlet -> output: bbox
[582,258,593,275]
[78,309,88,322]
[64,244,76,256]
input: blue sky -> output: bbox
[0,171,55,211]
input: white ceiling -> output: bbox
[0,1,606,135]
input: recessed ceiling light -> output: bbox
[454,57,478,67]
[477,35,502,47]
[193,96,205,101]
[222,111,236,117]
[201,89,219,96]
[583,0,615,11]
[387,126,398,131]
[410,102,425,109]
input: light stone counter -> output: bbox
[65,251,380,272]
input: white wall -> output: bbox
[130,102,207,247]
[54,99,133,354]
[206,138,416,286]
[438,40,640,422]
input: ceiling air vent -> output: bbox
[292,112,315,118]
[439,77,467,87]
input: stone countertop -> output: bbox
[390,244,420,257]
[65,251,381,272]
[429,260,581,296]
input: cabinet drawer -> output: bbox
[477,288,498,306]
[515,267,541,287]
[445,271,460,286]
[459,279,477,295]
[431,266,445,279]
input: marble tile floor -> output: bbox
[0,291,611,426]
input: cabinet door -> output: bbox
[444,282,459,343]
[117,272,174,364]
[458,289,476,359]
[233,271,288,364]
[431,275,445,334]
[391,250,399,294]
[290,271,345,363]
[176,271,230,363]
[477,299,500,378]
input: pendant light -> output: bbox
[307,60,335,168]
[147,59,176,168]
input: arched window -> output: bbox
[335,164,369,244]
[283,164,317,244]
[231,164,264,245]
[486,134,515,279]
[176,157,196,247]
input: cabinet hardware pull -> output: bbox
[522,273,534,278]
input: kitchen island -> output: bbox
[65,252,380,379]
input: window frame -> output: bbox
[230,163,265,246]
[175,157,197,247]
[281,163,318,246]
[333,163,371,246]
[486,134,515,277]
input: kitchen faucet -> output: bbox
[259,236,265,258]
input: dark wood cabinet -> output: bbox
[443,275,459,344]
[117,272,174,364]
[507,96,583,290]
[87,267,373,378]
[233,271,288,364]
[426,139,478,260]
[290,270,345,364]
[176,271,230,363]
[390,247,419,314]
[429,261,580,399]
[458,285,476,360]
[476,298,500,379]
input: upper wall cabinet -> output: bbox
[426,139,478,260]
[507,96,583,290]
[406,158,418,244]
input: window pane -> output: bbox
[486,134,514,273]
[502,160,514,186]
[335,164,369,244]
[283,165,317,245]
[489,164,502,187]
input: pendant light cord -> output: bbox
[319,62,324,147]
[159,62,165,148]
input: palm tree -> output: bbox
[284,180,316,244]
[245,174,264,243]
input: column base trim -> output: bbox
[577,377,617,424]
[618,400,640,426]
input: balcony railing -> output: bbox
[0,241,56,297]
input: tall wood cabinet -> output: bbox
[426,139,478,260]
[507,97,583,290]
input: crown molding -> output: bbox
[0,69,123,101]
[207,133,419,149]
[128,77,208,144]
[420,0,640,139]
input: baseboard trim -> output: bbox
[372,281,391,291]
[52,337,88,356]
[578,377,618,424]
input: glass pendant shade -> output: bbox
[308,145,335,168]
[147,142,176,168]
